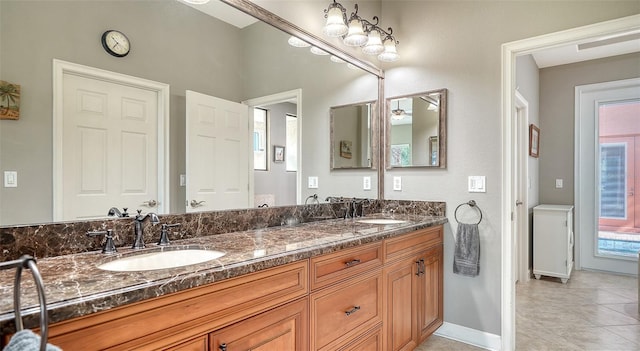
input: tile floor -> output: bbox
[416,270,639,350]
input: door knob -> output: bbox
[190,200,206,207]
[142,199,157,207]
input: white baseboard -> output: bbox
[434,322,502,350]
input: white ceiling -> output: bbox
[531,31,640,68]
[179,1,640,68]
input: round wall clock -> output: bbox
[101,30,130,57]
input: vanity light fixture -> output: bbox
[183,0,210,4]
[322,1,400,62]
[287,36,310,48]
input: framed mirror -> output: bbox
[330,101,377,170]
[386,89,447,168]
[0,0,382,226]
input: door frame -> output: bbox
[243,89,302,205]
[514,90,530,284]
[500,14,640,350]
[52,59,170,220]
[575,78,640,274]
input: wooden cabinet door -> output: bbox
[209,298,308,351]
[417,246,443,342]
[383,256,419,351]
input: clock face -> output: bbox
[101,30,130,57]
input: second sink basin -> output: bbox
[98,248,225,272]
[356,219,408,225]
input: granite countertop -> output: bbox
[0,214,446,332]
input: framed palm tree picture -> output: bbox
[0,80,20,120]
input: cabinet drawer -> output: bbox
[384,226,443,263]
[310,242,383,290]
[48,260,308,351]
[311,270,383,351]
[338,326,382,351]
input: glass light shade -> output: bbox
[330,55,345,63]
[343,19,368,47]
[377,38,399,62]
[288,36,310,48]
[323,7,348,37]
[310,46,329,55]
[183,0,210,4]
[346,63,358,70]
[361,30,384,55]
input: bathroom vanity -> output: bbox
[0,214,444,351]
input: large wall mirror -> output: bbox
[0,0,382,226]
[386,89,447,168]
[330,101,376,170]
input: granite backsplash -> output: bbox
[0,199,445,261]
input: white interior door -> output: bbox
[60,72,161,220]
[186,90,250,212]
[576,77,640,275]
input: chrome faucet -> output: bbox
[133,210,159,249]
[107,207,129,217]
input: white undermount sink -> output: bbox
[356,219,408,225]
[97,248,225,272]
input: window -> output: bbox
[253,108,267,170]
[285,114,297,171]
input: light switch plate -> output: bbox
[4,171,17,188]
[555,179,563,188]
[308,176,319,189]
[468,176,486,193]
[179,174,186,187]
[363,176,371,190]
[393,176,402,191]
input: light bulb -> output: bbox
[377,38,399,62]
[362,30,384,55]
[288,36,310,48]
[343,19,368,47]
[310,46,329,55]
[323,7,348,37]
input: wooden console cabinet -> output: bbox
[44,225,443,351]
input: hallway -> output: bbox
[417,270,639,350]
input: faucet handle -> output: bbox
[158,223,181,246]
[87,229,117,254]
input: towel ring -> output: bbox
[454,200,483,225]
[0,255,49,351]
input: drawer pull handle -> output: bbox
[345,259,361,267]
[416,259,425,276]
[345,305,361,316]
[219,343,227,351]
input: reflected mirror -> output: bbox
[386,89,447,168]
[330,101,376,170]
[0,0,380,226]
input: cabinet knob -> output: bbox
[219,343,227,351]
[344,259,361,267]
[345,305,361,316]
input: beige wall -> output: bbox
[379,1,640,335]
[539,52,640,205]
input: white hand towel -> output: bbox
[3,329,61,351]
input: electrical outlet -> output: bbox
[363,176,371,190]
[4,171,17,188]
[468,176,486,193]
[393,176,402,191]
[308,176,319,189]
[179,174,186,187]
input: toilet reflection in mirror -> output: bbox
[387,89,447,168]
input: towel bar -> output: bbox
[454,200,483,225]
[0,255,49,351]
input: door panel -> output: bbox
[62,73,159,220]
[186,91,250,212]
